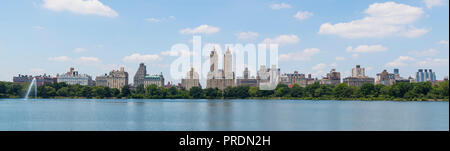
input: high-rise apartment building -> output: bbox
[134,63,147,86]
[133,63,165,87]
[343,65,375,87]
[416,69,436,82]
[206,48,235,90]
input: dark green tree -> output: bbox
[359,83,375,97]
[274,84,290,97]
[121,85,131,98]
[333,83,353,98]
[290,84,304,98]
[56,87,69,97]
[135,84,145,94]
[189,86,203,99]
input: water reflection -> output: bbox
[0,99,448,131]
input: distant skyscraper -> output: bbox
[224,48,233,79]
[207,48,235,90]
[134,63,147,86]
[394,69,399,75]
[416,69,436,82]
[343,65,374,87]
[133,63,165,87]
[352,65,365,77]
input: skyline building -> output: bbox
[343,65,375,87]
[134,63,147,86]
[236,67,258,87]
[320,69,341,86]
[376,69,396,86]
[182,67,200,90]
[143,73,165,88]
[96,67,129,89]
[133,63,165,88]
[257,65,281,89]
[206,48,235,90]
[57,67,93,86]
[416,69,436,83]
[13,74,57,87]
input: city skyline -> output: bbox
[0,0,449,83]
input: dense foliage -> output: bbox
[0,81,448,101]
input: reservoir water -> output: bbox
[0,99,448,131]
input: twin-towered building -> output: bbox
[206,48,235,90]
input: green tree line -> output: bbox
[0,81,448,101]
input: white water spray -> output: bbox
[24,77,37,100]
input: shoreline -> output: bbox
[1,97,448,102]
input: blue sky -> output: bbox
[0,0,448,84]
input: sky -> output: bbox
[0,0,449,85]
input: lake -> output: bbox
[0,99,448,131]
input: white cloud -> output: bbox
[48,56,72,62]
[408,49,439,57]
[312,63,327,70]
[79,56,100,63]
[236,31,259,40]
[386,56,416,67]
[416,58,449,67]
[32,26,45,30]
[73,48,86,53]
[424,0,444,8]
[146,16,175,23]
[161,49,195,56]
[311,63,328,77]
[439,40,449,46]
[402,26,429,38]
[351,54,359,59]
[319,2,426,38]
[262,34,300,45]
[123,53,162,63]
[270,3,292,10]
[146,18,161,23]
[180,25,220,34]
[293,11,313,21]
[335,56,346,61]
[346,45,388,53]
[279,48,320,61]
[42,0,118,18]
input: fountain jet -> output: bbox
[24,77,37,100]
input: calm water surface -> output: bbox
[0,99,448,131]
